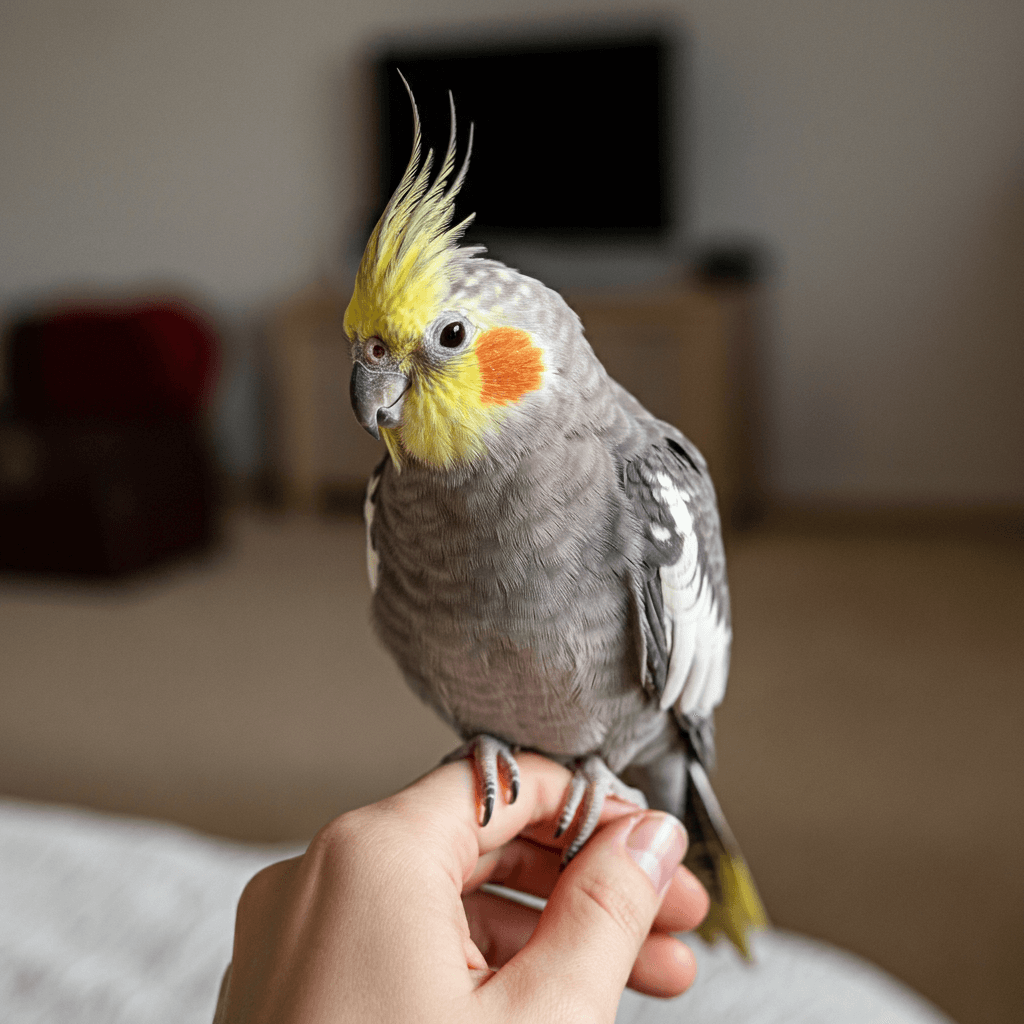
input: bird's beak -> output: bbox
[350,362,410,440]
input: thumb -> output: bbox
[489,811,688,1023]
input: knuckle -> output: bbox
[236,860,286,920]
[575,873,648,945]
[318,802,404,853]
[303,811,376,882]
[309,805,415,883]
[313,809,365,849]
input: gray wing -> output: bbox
[623,433,732,763]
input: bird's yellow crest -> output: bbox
[345,80,546,470]
[344,78,476,351]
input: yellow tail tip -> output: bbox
[694,855,770,961]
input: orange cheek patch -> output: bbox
[475,327,544,405]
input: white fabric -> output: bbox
[619,930,957,1024]
[0,797,300,1024]
[0,797,955,1024]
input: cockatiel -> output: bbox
[345,83,767,956]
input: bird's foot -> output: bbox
[443,735,520,827]
[555,755,648,864]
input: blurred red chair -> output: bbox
[0,298,222,577]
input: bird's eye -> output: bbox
[439,321,465,348]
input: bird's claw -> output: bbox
[556,755,648,864]
[444,735,520,826]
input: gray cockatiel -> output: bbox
[345,86,767,955]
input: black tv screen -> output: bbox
[375,30,674,240]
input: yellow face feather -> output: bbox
[346,83,544,470]
[376,319,546,470]
[385,348,493,467]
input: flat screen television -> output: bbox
[373,28,677,243]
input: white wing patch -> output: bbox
[364,471,381,592]
[654,473,731,718]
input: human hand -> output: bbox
[216,753,709,1023]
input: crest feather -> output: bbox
[346,75,477,342]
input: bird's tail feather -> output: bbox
[682,759,768,959]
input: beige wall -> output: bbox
[1,0,1022,502]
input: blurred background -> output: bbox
[1,3,1022,1024]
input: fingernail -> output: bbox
[625,813,687,897]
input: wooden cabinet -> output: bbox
[268,281,374,510]
[564,283,761,527]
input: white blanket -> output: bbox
[0,798,954,1024]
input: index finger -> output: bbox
[371,752,652,891]
[372,753,569,884]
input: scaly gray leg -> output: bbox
[555,755,648,863]
[444,735,520,826]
